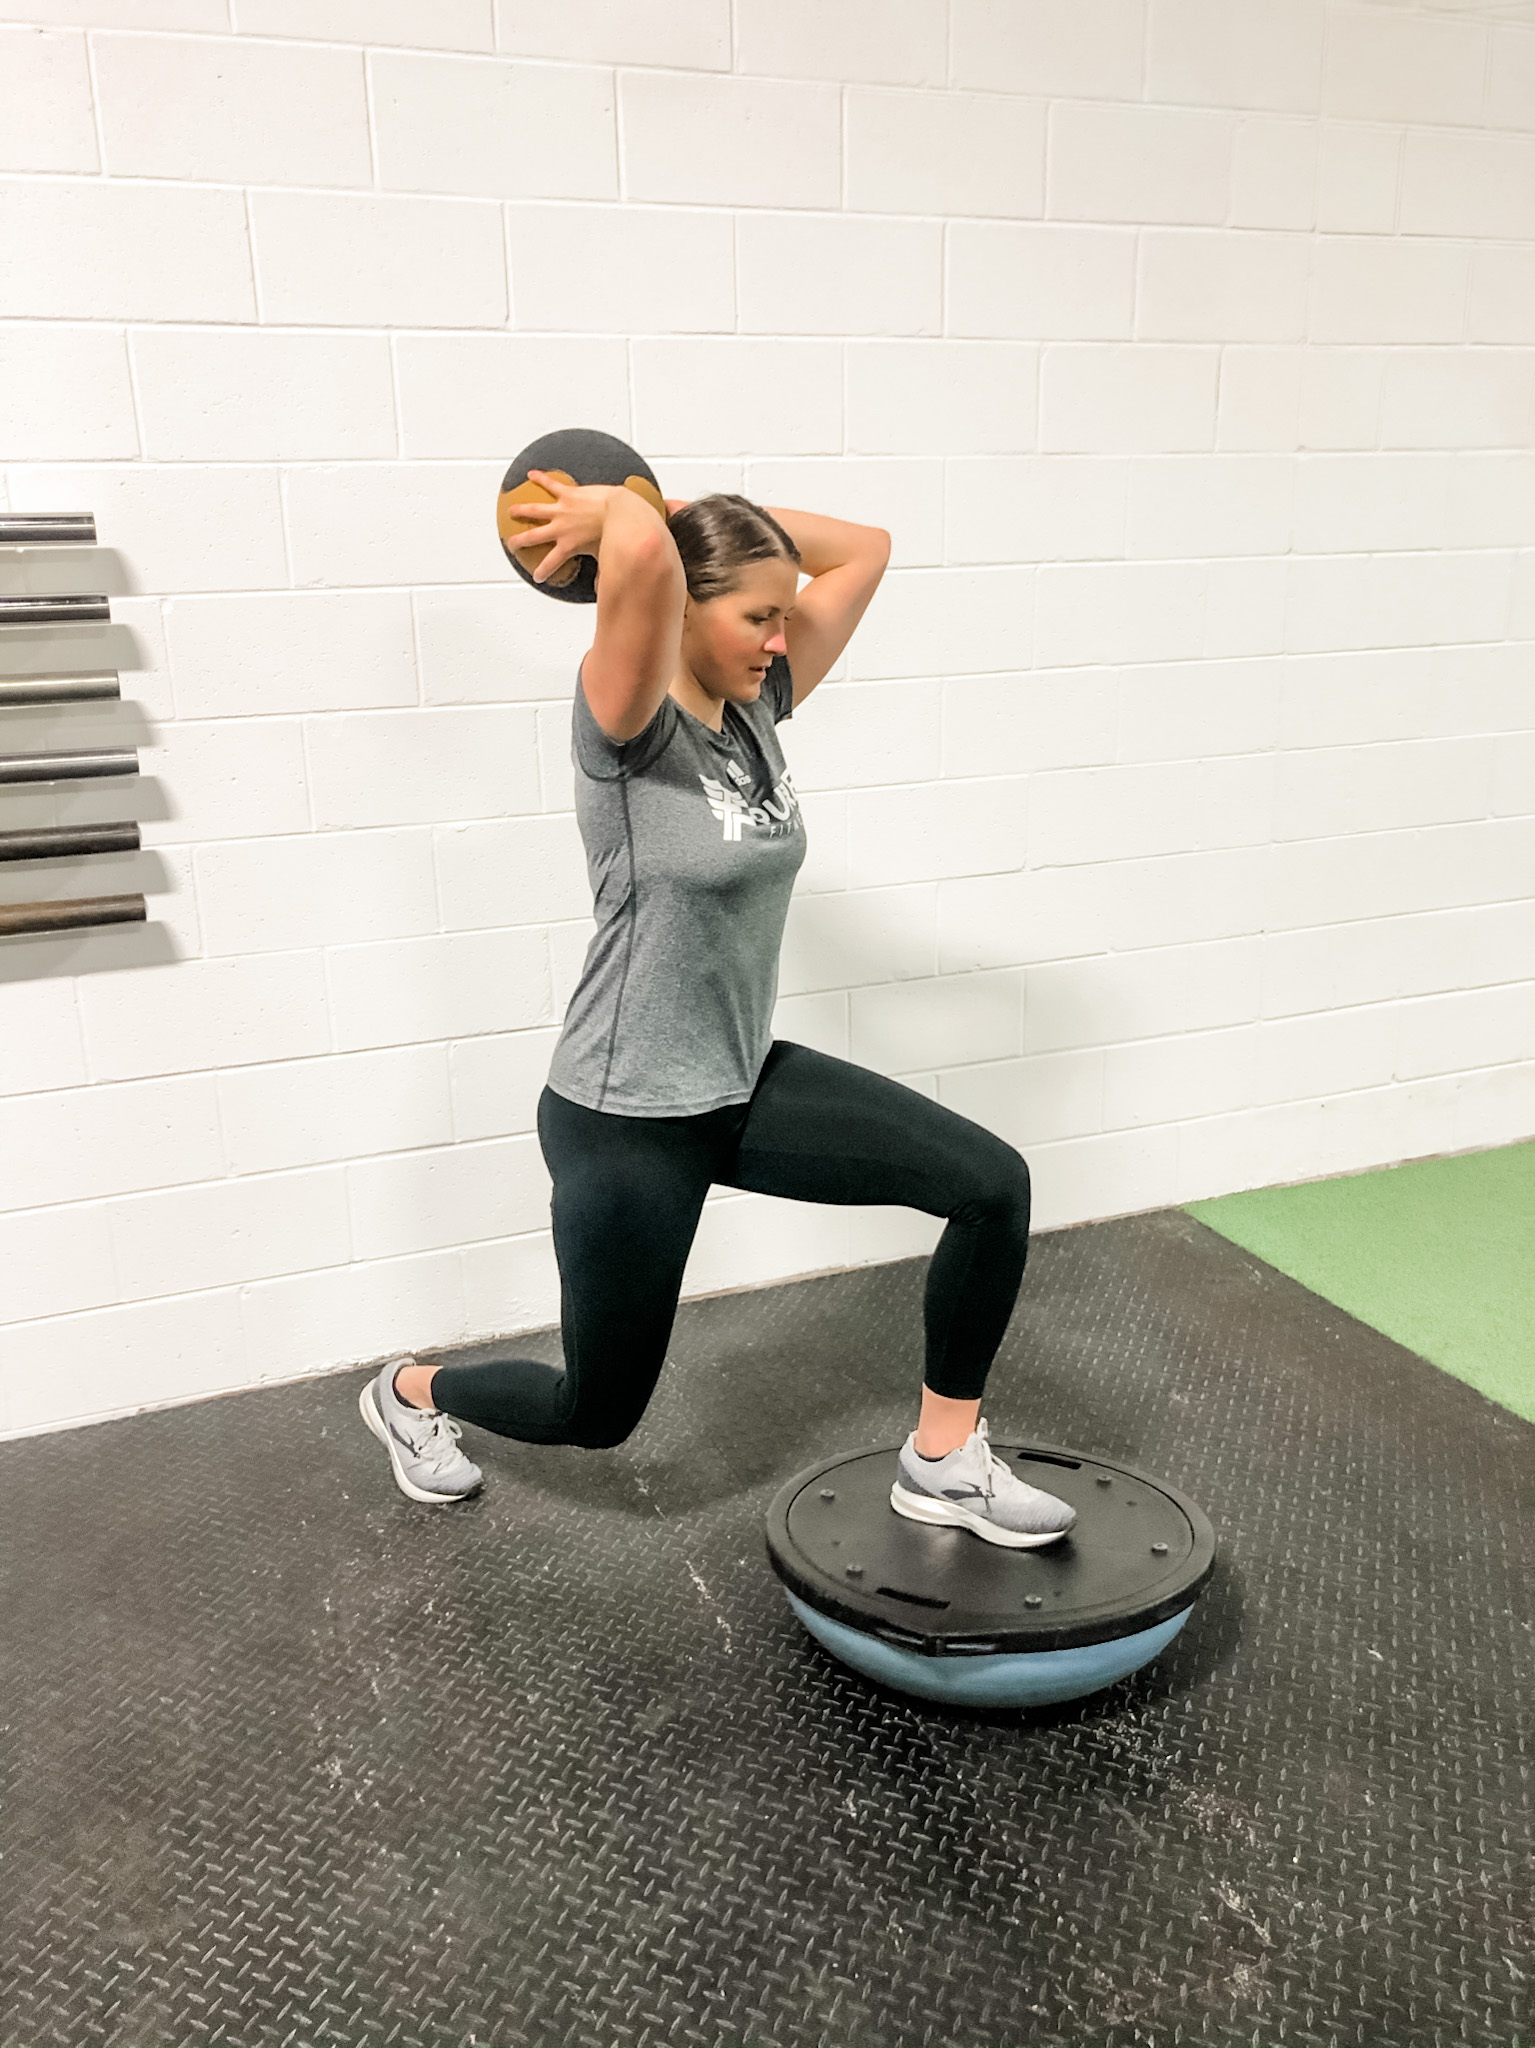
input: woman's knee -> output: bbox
[562,1393,650,1451]
[959,1141,1031,1233]
[568,1418,638,1451]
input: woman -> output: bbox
[359,476,1075,1551]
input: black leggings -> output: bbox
[430,1041,1031,1449]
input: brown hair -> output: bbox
[668,494,801,604]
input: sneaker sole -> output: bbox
[358,1382,481,1505]
[889,1477,1073,1549]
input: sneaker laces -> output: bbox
[909,1418,1002,1499]
[971,1417,1001,1502]
[405,1408,468,1474]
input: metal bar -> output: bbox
[0,823,141,863]
[0,514,97,547]
[0,749,138,784]
[0,893,145,937]
[0,672,121,707]
[0,595,111,627]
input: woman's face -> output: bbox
[682,558,799,706]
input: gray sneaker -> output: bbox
[890,1418,1076,1549]
[358,1355,483,1504]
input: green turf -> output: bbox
[1186,1139,1535,1423]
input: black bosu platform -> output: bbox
[769,1441,1216,1651]
[0,1209,1530,2047]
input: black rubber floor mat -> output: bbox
[0,1209,1529,2047]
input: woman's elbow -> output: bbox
[861,527,892,586]
[608,521,683,598]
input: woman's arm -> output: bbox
[761,506,891,707]
[505,470,685,742]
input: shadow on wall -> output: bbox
[1,546,139,600]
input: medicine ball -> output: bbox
[496,428,667,604]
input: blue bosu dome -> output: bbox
[765,1443,1216,1711]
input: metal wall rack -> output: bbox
[0,896,144,937]
[0,671,122,706]
[0,748,140,784]
[0,514,96,545]
[0,595,112,627]
[0,513,147,937]
[0,824,141,863]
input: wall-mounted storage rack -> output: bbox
[1,515,146,938]
[0,748,138,784]
[0,672,121,707]
[0,514,97,545]
[0,824,141,863]
[0,595,112,627]
[0,894,144,937]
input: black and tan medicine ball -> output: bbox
[497,428,667,604]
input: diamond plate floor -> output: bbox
[0,1210,1530,2048]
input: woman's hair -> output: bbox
[668,494,801,604]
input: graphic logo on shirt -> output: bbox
[699,768,801,842]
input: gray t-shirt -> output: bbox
[545,654,808,1117]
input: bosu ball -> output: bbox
[497,427,667,603]
[765,1443,1216,1710]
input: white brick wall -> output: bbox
[93,31,373,185]
[369,52,618,201]
[0,25,99,170]
[1,0,1531,1438]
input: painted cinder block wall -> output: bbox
[1,0,1531,1439]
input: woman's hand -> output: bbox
[664,497,689,518]
[503,470,621,585]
